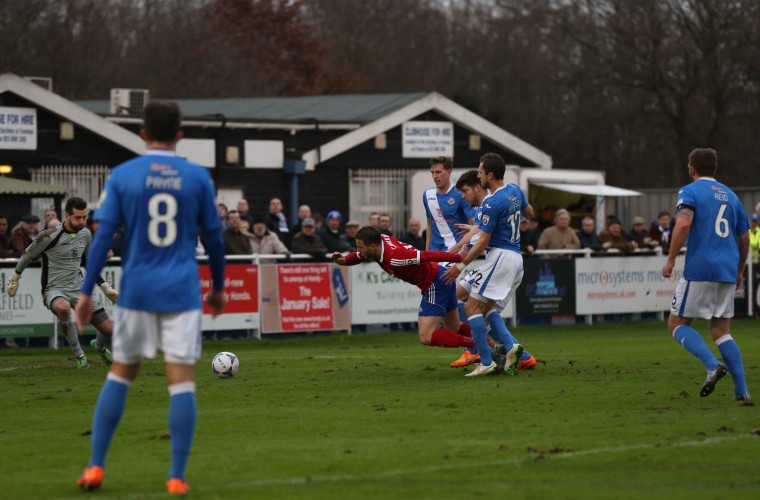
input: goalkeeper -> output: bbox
[6,197,118,367]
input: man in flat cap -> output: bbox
[9,213,40,257]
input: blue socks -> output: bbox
[88,376,197,481]
[486,310,531,360]
[672,325,720,370]
[716,335,749,397]
[90,373,131,468]
[467,314,492,365]
[486,310,511,349]
[168,383,197,480]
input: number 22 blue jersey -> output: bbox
[676,177,749,283]
[95,150,222,311]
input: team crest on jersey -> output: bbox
[482,215,490,225]
[447,198,456,205]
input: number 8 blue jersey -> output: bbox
[95,150,222,311]
[676,177,749,283]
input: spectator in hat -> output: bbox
[749,213,760,263]
[318,210,351,252]
[291,217,328,258]
[599,218,634,252]
[10,213,40,257]
[249,213,289,256]
[629,216,656,249]
[342,220,360,250]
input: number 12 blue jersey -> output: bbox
[95,150,222,311]
[676,177,749,283]
[478,183,527,254]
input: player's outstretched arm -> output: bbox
[332,251,363,266]
[331,252,347,265]
[8,228,57,295]
[419,249,463,263]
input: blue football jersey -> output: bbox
[95,150,222,311]
[676,177,749,282]
[478,183,527,254]
[423,185,476,251]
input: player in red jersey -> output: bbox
[332,226,482,350]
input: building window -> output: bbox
[31,165,110,214]
[349,168,416,235]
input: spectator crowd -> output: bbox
[3,200,759,262]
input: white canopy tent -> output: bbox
[530,182,643,198]
[530,182,644,232]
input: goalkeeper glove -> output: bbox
[7,272,20,297]
[99,282,119,304]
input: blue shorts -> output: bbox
[419,266,458,317]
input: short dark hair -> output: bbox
[142,100,181,142]
[657,210,670,218]
[65,197,87,214]
[356,226,382,245]
[688,148,718,177]
[455,169,480,190]
[430,156,453,170]
[480,153,506,180]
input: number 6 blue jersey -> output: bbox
[676,177,749,283]
[478,183,527,254]
[95,150,222,311]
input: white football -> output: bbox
[212,352,240,378]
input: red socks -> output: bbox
[458,323,472,337]
[430,329,475,348]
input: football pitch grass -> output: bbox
[1,319,759,499]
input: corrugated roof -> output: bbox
[76,93,429,124]
[0,177,68,195]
